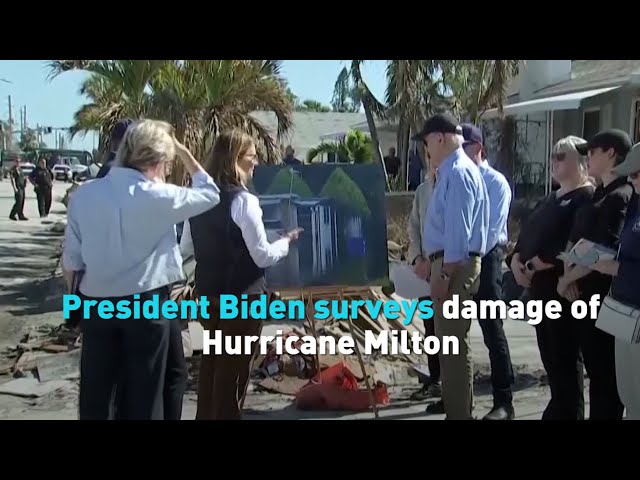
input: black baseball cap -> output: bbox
[575,129,632,160]
[412,113,462,141]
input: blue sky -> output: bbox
[0,60,387,152]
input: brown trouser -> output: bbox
[431,256,482,420]
[196,295,263,420]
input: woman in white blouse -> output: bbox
[63,119,220,420]
[180,129,300,420]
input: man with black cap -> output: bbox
[96,118,134,179]
[414,113,489,420]
[461,123,516,420]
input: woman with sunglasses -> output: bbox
[588,142,640,419]
[556,129,633,420]
[507,136,594,420]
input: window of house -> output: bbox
[582,109,601,141]
[632,98,640,143]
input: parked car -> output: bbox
[19,161,36,177]
[52,163,73,182]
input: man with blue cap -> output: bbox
[462,123,516,420]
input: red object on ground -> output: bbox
[295,362,390,411]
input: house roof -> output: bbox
[533,60,640,97]
[250,111,367,158]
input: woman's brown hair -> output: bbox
[205,129,255,187]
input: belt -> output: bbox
[427,250,481,262]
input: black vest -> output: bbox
[189,185,264,296]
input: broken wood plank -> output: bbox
[0,378,72,398]
[40,344,72,354]
[36,349,81,382]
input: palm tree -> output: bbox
[46,60,294,184]
[349,61,388,186]
[307,130,373,164]
[443,60,521,123]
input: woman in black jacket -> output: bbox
[557,129,634,420]
[588,142,640,420]
[508,136,594,420]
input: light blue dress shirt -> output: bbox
[63,167,220,297]
[423,148,489,264]
[479,160,512,252]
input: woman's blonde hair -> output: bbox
[116,119,176,173]
[552,135,593,185]
[204,129,255,187]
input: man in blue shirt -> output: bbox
[462,123,516,420]
[415,113,489,420]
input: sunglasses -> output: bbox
[551,152,567,161]
[630,172,639,180]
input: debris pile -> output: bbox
[183,287,423,412]
[0,324,81,398]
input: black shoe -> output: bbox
[425,400,445,415]
[18,217,28,221]
[9,216,17,221]
[483,405,515,420]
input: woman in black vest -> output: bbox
[181,130,300,420]
[557,129,634,420]
[507,136,595,420]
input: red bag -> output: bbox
[295,362,390,411]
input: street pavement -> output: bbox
[0,178,564,420]
[0,179,69,350]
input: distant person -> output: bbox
[408,148,423,191]
[384,147,401,178]
[29,157,54,218]
[96,118,134,178]
[283,145,302,165]
[9,158,28,221]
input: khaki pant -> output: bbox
[431,256,482,420]
[615,339,640,420]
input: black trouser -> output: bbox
[420,296,440,384]
[534,292,584,420]
[114,317,188,420]
[10,188,25,219]
[79,286,171,420]
[35,186,52,217]
[474,245,515,407]
[577,306,623,420]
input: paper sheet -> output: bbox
[389,262,431,299]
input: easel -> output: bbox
[276,286,380,419]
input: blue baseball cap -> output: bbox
[111,118,134,142]
[461,123,483,147]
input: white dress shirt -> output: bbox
[63,167,220,297]
[180,189,290,292]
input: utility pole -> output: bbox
[23,106,27,130]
